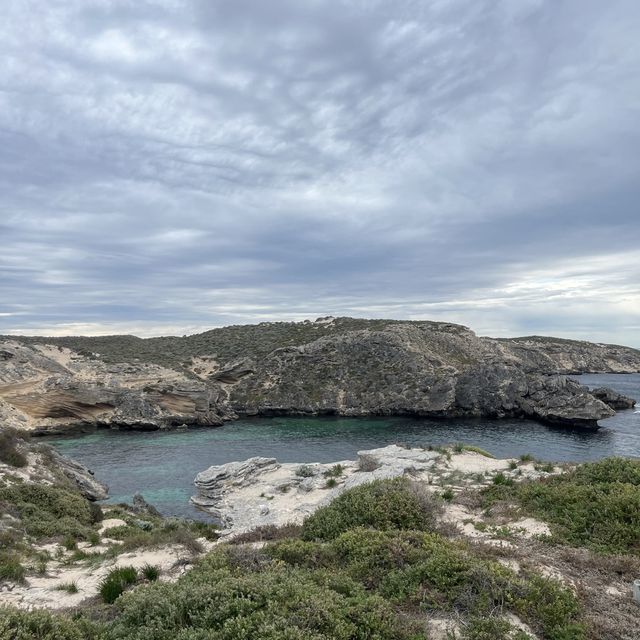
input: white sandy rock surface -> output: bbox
[191,445,556,539]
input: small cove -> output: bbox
[48,373,640,520]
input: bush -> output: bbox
[0,606,103,640]
[301,478,440,541]
[99,566,138,604]
[0,550,25,583]
[484,457,640,554]
[272,528,584,638]
[141,564,160,581]
[106,551,420,640]
[0,428,28,468]
[323,464,344,478]
[295,464,315,477]
[0,483,95,541]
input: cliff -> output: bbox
[2,317,639,433]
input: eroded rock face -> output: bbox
[227,324,616,428]
[589,387,636,410]
[0,341,233,433]
[0,437,108,501]
[2,318,638,433]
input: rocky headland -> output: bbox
[1,317,639,433]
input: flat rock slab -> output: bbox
[191,445,525,538]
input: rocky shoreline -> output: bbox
[1,318,638,434]
[190,444,559,539]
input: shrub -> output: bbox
[492,473,514,487]
[0,550,25,583]
[107,553,420,640]
[0,606,103,640]
[325,478,338,488]
[295,464,315,478]
[463,616,513,640]
[0,483,95,541]
[99,566,138,604]
[323,464,344,478]
[271,528,584,637]
[0,428,28,468]
[441,487,455,501]
[484,457,640,554]
[301,478,440,541]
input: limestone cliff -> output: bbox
[2,318,639,433]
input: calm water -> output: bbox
[48,373,640,520]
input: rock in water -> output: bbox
[589,387,636,410]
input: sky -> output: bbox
[1,0,639,346]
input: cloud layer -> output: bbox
[1,0,639,345]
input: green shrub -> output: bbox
[272,528,584,637]
[463,616,513,640]
[295,464,315,477]
[0,606,103,640]
[99,566,138,604]
[0,429,28,468]
[484,457,640,554]
[0,550,25,583]
[325,478,338,488]
[492,472,514,486]
[301,478,440,541]
[106,551,420,640]
[0,483,95,541]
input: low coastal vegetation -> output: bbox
[1,444,639,639]
[483,457,640,554]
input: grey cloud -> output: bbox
[1,0,639,346]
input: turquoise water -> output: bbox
[48,373,640,520]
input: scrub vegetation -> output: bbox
[2,458,639,638]
[0,476,590,640]
[483,457,640,554]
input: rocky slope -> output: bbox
[0,341,233,434]
[2,317,639,433]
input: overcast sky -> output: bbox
[1,1,639,346]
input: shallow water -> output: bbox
[48,373,640,520]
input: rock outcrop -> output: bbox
[227,323,616,428]
[191,445,556,538]
[589,387,636,410]
[0,341,233,433]
[3,318,639,433]
[0,437,108,501]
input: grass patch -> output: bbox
[99,566,138,604]
[54,581,79,594]
[323,463,344,478]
